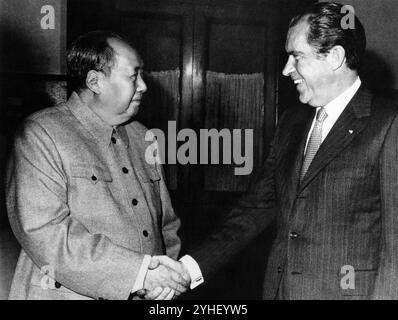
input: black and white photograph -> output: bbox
[1,0,398,307]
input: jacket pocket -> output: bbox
[70,164,113,184]
[29,265,93,299]
[137,168,162,215]
[138,168,161,184]
[329,166,370,180]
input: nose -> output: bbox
[282,55,295,77]
[137,73,147,93]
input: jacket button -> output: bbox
[277,266,282,273]
[111,137,117,144]
[132,199,138,206]
[122,167,129,174]
[54,281,61,288]
[289,232,299,239]
[143,230,149,237]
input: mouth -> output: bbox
[293,79,304,85]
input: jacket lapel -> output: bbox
[279,106,315,203]
[298,87,373,193]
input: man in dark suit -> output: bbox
[149,2,398,299]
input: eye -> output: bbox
[141,70,148,80]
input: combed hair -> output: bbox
[66,30,123,91]
[290,2,366,70]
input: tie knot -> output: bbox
[316,107,328,122]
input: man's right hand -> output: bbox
[140,255,190,299]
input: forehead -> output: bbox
[285,19,311,52]
[109,38,143,72]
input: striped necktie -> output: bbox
[300,107,328,181]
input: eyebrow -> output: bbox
[135,66,144,72]
[287,50,303,56]
[130,66,144,75]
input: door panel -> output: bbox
[204,22,267,192]
[117,14,185,190]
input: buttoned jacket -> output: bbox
[192,87,398,299]
[7,92,181,300]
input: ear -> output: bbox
[85,70,102,94]
[327,45,346,71]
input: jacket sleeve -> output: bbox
[188,132,278,281]
[372,111,398,299]
[156,163,181,260]
[6,119,146,300]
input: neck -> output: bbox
[78,90,115,127]
[326,71,358,103]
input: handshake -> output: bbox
[137,255,191,300]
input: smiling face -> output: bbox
[98,38,147,125]
[282,19,335,107]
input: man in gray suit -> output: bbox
[6,31,193,300]
[150,2,398,299]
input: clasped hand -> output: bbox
[138,256,191,300]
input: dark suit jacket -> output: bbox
[192,87,398,299]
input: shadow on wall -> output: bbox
[0,23,60,230]
[0,23,63,299]
[0,16,52,74]
[360,50,398,98]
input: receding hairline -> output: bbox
[287,16,326,58]
[286,17,310,47]
[106,37,144,67]
[290,13,310,27]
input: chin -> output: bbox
[298,95,309,105]
[298,90,314,106]
[127,104,140,116]
[130,108,139,118]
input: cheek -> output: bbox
[301,68,321,88]
[127,81,137,94]
[120,83,135,100]
[295,64,310,84]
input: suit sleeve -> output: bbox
[373,111,398,299]
[156,163,181,260]
[6,120,147,300]
[188,130,278,281]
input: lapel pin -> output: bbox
[348,129,354,134]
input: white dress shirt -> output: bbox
[304,77,361,153]
[132,254,204,293]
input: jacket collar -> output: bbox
[67,92,130,149]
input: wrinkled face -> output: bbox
[282,19,334,107]
[100,38,147,125]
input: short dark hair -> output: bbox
[66,30,123,91]
[290,2,366,70]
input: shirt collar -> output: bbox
[67,92,130,149]
[113,126,130,148]
[321,77,361,120]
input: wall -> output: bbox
[320,0,398,90]
[0,0,67,228]
[0,0,67,74]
